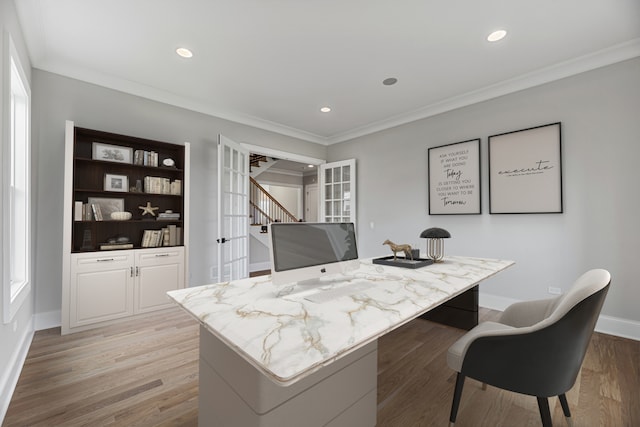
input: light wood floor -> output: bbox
[4,307,638,426]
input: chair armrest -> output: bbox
[499,297,560,327]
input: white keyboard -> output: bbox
[304,281,371,303]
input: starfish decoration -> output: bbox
[139,201,159,216]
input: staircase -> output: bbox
[250,153,278,178]
[248,154,301,273]
[250,177,300,225]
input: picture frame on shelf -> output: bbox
[488,122,562,214]
[428,138,481,215]
[87,197,125,219]
[104,173,129,192]
[92,142,133,164]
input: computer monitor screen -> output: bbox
[269,222,359,286]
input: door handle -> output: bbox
[217,237,227,244]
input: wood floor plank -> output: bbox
[4,307,638,426]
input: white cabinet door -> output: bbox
[135,247,185,313]
[70,251,134,328]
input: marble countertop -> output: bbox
[167,256,514,386]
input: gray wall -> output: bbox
[31,70,327,317]
[0,0,34,415]
[327,58,640,323]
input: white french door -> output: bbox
[217,135,249,282]
[319,159,356,224]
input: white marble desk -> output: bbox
[168,256,514,427]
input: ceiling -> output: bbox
[14,0,640,145]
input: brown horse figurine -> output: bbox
[383,239,413,260]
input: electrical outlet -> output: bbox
[210,266,217,280]
[548,286,562,295]
[13,319,18,332]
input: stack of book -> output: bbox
[157,211,180,221]
[99,242,134,251]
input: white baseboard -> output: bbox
[480,292,639,341]
[478,292,519,312]
[595,315,640,341]
[34,310,61,331]
[250,262,271,272]
[0,317,34,423]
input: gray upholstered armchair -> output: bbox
[446,269,611,427]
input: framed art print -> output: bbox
[92,142,133,164]
[488,122,562,214]
[428,139,481,214]
[104,173,129,192]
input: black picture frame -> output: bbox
[428,139,481,215]
[488,122,563,214]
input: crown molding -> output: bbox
[35,39,639,146]
[325,38,640,144]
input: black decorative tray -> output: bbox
[372,256,434,269]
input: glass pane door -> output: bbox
[320,159,356,224]
[217,135,249,281]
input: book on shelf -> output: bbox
[141,230,151,247]
[162,227,170,246]
[141,229,167,248]
[74,201,83,221]
[134,149,159,167]
[170,180,181,195]
[144,176,181,195]
[99,242,134,251]
[83,203,92,221]
[141,226,180,248]
[168,224,177,246]
[91,204,103,221]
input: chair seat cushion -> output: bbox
[447,321,515,372]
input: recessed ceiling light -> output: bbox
[307,164,315,168]
[176,47,193,58]
[382,77,398,86]
[320,106,331,113]
[487,30,507,42]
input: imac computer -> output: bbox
[269,222,359,286]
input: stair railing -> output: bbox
[250,177,299,224]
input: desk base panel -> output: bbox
[199,326,377,427]
[421,285,479,330]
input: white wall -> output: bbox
[0,0,34,420]
[328,58,640,333]
[30,69,327,320]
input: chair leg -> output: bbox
[449,373,466,426]
[558,394,573,426]
[536,397,553,427]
